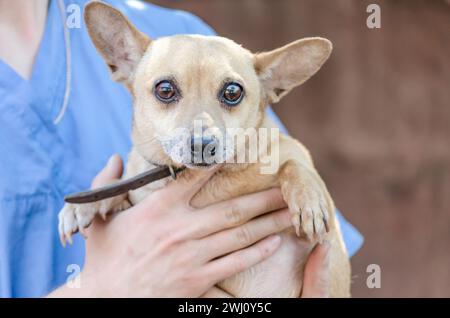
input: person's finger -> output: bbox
[203,234,281,283]
[86,155,125,236]
[145,166,219,207]
[201,208,291,261]
[184,167,222,202]
[179,166,221,202]
[201,286,233,298]
[188,188,286,238]
[301,241,331,298]
[91,154,123,189]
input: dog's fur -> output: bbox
[58,1,351,297]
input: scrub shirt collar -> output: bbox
[0,0,68,126]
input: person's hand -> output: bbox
[74,155,291,297]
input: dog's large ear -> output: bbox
[254,37,332,104]
[84,1,151,82]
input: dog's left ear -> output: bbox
[254,37,332,104]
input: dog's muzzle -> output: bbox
[190,136,217,166]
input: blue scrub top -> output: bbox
[0,0,363,297]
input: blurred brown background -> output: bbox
[149,0,450,297]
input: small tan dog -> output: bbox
[58,1,350,297]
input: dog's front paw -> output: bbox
[279,162,331,241]
[284,184,330,241]
[58,203,98,246]
[284,189,329,240]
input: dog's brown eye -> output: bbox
[155,80,177,103]
[221,82,244,106]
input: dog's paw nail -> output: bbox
[320,205,330,233]
[323,216,329,233]
[79,226,88,239]
[291,214,301,237]
[60,234,66,248]
[67,232,73,245]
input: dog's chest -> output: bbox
[192,165,279,208]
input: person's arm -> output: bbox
[48,155,290,297]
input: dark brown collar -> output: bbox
[64,165,186,204]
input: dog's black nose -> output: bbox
[191,136,216,163]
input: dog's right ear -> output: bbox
[84,1,151,82]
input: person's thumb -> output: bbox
[301,240,331,298]
[91,154,123,189]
